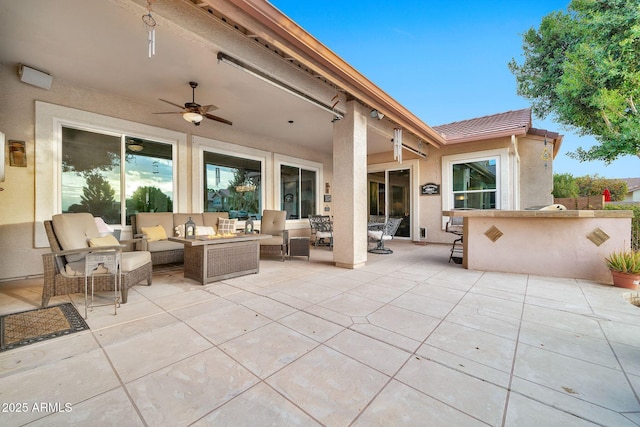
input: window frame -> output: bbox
[192,136,269,216]
[274,154,323,224]
[35,101,187,247]
[441,149,510,228]
[59,125,177,225]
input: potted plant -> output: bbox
[605,249,640,289]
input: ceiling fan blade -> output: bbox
[204,113,233,126]
[159,99,185,109]
[153,111,182,115]
[198,104,218,114]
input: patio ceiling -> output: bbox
[0,0,407,155]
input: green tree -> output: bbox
[552,173,579,198]
[129,186,173,213]
[509,0,640,163]
[79,173,118,222]
[574,174,628,201]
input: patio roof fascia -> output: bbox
[441,127,529,145]
[202,0,445,150]
[441,126,564,159]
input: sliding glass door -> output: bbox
[367,168,411,238]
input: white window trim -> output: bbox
[441,148,510,227]
[274,153,323,226]
[35,101,187,247]
[192,135,270,214]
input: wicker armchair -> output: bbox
[259,210,288,261]
[42,214,152,307]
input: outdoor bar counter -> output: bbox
[443,209,633,283]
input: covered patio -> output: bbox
[2,242,639,426]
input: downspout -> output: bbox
[511,135,520,210]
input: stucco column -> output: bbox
[332,100,368,268]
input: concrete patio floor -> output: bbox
[1,242,639,426]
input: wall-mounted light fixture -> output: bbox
[9,140,26,167]
[18,64,52,90]
[325,182,331,194]
[370,109,384,120]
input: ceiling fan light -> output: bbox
[183,111,203,123]
[127,140,144,152]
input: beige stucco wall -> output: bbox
[0,62,333,281]
[367,135,556,246]
[464,215,631,283]
[518,136,554,208]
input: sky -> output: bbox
[270,0,637,179]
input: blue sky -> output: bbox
[270,0,637,179]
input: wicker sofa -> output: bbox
[131,212,230,265]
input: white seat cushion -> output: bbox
[367,230,392,241]
[260,236,285,246]
[316,231,332,239]
[121,251,151,272]
[62,251,151,276]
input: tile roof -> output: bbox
[433,108,533,144]
[621,178,640,192]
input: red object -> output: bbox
[603,188,611,202]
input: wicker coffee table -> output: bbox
[169,234,271,284]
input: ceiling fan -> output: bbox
[154,81,232,126]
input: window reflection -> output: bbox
[452,159,497,209]
[204,152,261,219]
[61,127,174,225]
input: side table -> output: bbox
[289,237,310,261]
[84,249,121,319]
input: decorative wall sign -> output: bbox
[421,183,440,195]
[324,194,332,203]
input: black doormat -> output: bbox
[0,303,89,352]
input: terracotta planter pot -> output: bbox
[610,270,640,289]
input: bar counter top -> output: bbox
[442,209,632,218]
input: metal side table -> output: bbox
[84,249,121,319]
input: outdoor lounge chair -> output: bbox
[259,210,288,261]
[367,217,402,254]
[309,215,333,248]
[42,213,152,307]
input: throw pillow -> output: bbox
[141,225,168,242]
[88,234,120,247]
[196,226,216,236]
[218,218,237,234]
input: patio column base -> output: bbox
[334,261,366,269]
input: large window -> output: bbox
[280,165,316,220]
[61,127,173,225]
[203,152,262,219]
[452,159,497,209]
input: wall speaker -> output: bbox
[18,64,52,90]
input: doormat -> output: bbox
[0,303,89,352]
